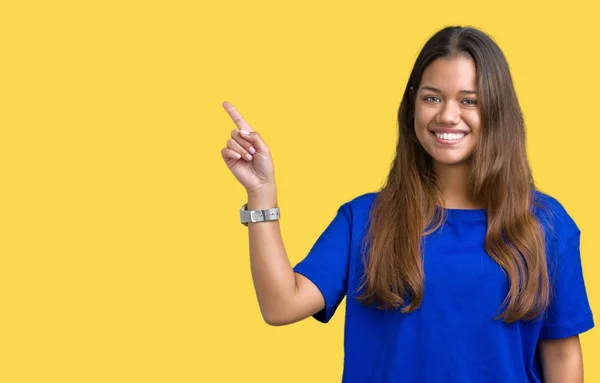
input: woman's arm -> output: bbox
[539,335,584,383]
[245,187,326,326]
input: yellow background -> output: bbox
[1,0,598,381]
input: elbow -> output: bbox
[261,305,298,326]
[264,318,287,326]
[259,293,302,326]
[262,312,291,326]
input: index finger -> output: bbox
[222,101,255,132]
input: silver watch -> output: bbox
[240,203,280,226]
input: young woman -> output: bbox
[220,26,594,382]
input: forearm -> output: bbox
[246,185,297,323]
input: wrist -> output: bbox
[247,183,278,209]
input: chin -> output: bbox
[431,155,473,166]
[434,160,462,166]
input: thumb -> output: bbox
[240,130,270,154]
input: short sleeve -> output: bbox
[539,230,594,339]
[292,203,352,323]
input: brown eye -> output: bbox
[424,96,441,103]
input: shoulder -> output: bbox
[533,190,580,236]
[341,191,379,217]
[330,192,379,232]
[346,191,379,208]
[533,190,580,256]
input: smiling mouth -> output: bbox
[431,131,468,144]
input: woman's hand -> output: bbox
[220,101,276,195]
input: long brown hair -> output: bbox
[356,26,549,323]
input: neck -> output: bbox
[433,160,483,209]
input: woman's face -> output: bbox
[413,56,481,167]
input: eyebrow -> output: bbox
[419,86,477,95]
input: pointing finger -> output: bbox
[222,101,255,132]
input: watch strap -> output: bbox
[240,203,280,226]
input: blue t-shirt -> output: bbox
[292,191,594,382]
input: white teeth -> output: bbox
[435,132,465,140]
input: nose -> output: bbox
[435,100,461,125]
